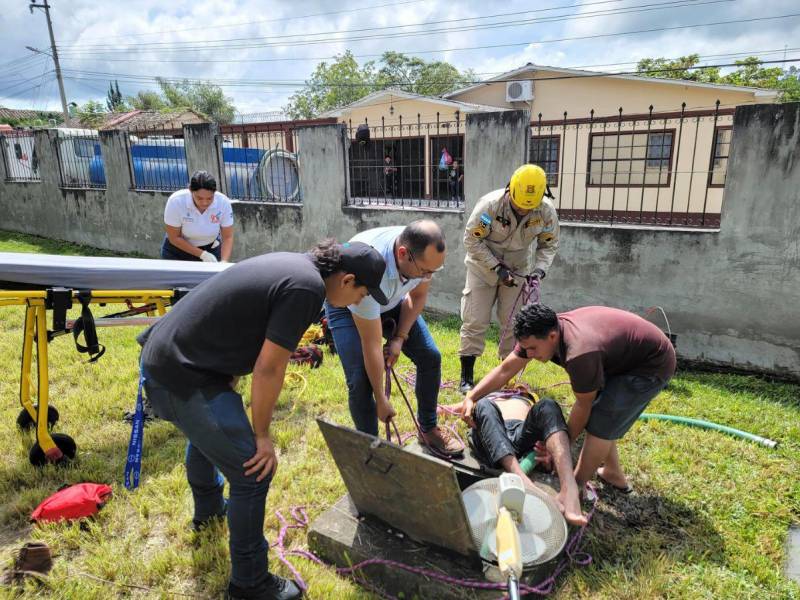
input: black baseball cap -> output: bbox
[339,241,389,305]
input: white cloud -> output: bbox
[1,0,798,112]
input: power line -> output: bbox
[0,73,55,102]
[54,11,800,84]
[0,54,43,72]
[58,56,800,91]
[57,0,732,54]
[55,9,800,65]
[76,0,428,42]
[61,0,643,50]
[0,55,47,78]
[56,44,800,68]
[0,70,55,95]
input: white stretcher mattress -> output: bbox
[0,252,231,290]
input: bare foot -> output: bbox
[556,487,588,527]
[597,465,628,489]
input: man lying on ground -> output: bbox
[464,303,676,498]
[452,390,587,527]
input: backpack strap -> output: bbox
[72,291,105,363]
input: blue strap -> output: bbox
[124,364,146,490]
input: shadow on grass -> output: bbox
[575,487,725,594]
[678,370,800,409]
[662,377,695,399]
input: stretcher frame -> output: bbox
[0,287,181,465]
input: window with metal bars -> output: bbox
[588,130,674,187]
[529,135,560,187]
[708,126,732,187]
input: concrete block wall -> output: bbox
[1,105,798,380]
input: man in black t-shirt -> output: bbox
[138,240,387,600]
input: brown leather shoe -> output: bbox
[419,426,465,457]
[2,541,52,586]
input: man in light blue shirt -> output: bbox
[324,220,465,456]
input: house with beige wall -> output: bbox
[324,90,501,206]
[328,65,778,224]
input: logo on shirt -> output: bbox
[525,217,544,229]
[210,211,222,224]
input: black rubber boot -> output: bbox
[459,355,476,394]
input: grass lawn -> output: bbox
[0,231,798,599]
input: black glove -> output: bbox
[495,265,516,287]
[532,268,546,280]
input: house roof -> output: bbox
[320,89,506,118]
[0,106,61,123]
[444,63,781,100]
[61,109,208,131]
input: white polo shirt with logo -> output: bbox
[348,226,425,320]
[163,188,234,247]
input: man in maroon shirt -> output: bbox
[464,303,675,495]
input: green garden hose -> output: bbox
[518,412,778,475]
[637,413,778,448]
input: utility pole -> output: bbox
[29,0,68,123]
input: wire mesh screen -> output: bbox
[128,125,188,191]
[1,131,41,182]
[347,114,464,210]
[57,131,105,189]
[220,125,301,203]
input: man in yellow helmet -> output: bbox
[459,164,560,393]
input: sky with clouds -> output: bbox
[1,0,798,115]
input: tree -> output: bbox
[285,51,375,120]
[636,54,721,83]
[75,100,107,127]
[637,55,800,102]
[780,66,800,102]
[128,90,168,111]
[106,80,126,112]
[155,78,236,124]
[126,80,237,123]
[284,51,473,119]
[374,51,474,96]
[719,57,800,100]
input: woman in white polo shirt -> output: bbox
[161,170,234,262]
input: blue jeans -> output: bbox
[143,373,272,588]
[324,303,441,436]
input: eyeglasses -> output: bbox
[408,251,444,280]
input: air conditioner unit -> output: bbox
[505,80,534,103]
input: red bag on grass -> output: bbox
[31,483,113,523]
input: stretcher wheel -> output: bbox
[16,406,60,431]
[29,433,77,467]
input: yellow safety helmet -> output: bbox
[508,164,549,210]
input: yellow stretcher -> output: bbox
[0,288,180,466]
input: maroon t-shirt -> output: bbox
[515,306,676,393]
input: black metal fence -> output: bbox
[530,101,732,228]
[0,131,40,182]
[346,114,464,209]
[56,131,105,189]
[127,124,188,192]
[219,123,301,203]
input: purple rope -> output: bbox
[497,273,541,360]
[271,488,597,598]
[398,367,457,390]
[389,368,465,450]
